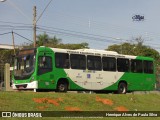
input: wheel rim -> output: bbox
[59,84,65,91]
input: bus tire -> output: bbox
[118,82,127,94]
[57,81,68,92]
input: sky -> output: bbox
[0,0,160,51]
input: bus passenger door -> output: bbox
[37,52,54,89]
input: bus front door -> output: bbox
[37,52,54,89]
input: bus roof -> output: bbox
[38,46,154,61]
[50,48,118,55]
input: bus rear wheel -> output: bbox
[56,81,68,92]
[118,82,127,94]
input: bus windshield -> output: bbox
[14,50,36,80]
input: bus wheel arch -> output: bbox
[56,78,69,92]
[118,81,127,94]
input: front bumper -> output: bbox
[12,81,38,89]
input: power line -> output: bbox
[0,25,32,29]
[37,26,160,46]
[7,0,31,22]
[36,27,121,44]
[37,29,120,50]
[13,32,33,42]
[0,19,159,42]
[0,21,139,43]
[0,20,160,49]
[0,20,32,26]
[36,0,53,23]
[37,29,160,50]
[0,32,12,36]
[37,25,126,41]
[39,11,160,41]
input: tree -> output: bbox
[55,42,89,49]
[36,33,61,47]
[0,50,14,64]
[106,37,160,62]
[107,43,135,55]
[134,36,144,46]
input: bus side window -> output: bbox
[87,56,94,70]
[117,58,129,72]
[102,57,116,71]
[38,56,52,75]
[87,55,102,70]
[70,54,86,70]
[55,53,70,69]
[94,56,102,70]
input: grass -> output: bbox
[0,91,160,120]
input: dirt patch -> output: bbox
[65,106,81,111]
[57,97,63,102]
[46,98,59,106]
[32,98,47,103]
[96,96,113,106]
[114,106,128,111]
[33,98,63,106]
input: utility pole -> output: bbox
[33,6,36,47]
[33,1,52,47]
[11,31,15,55]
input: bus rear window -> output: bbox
[144,61,153,74]
[131,60,143,73]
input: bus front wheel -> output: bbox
[118,82,127,94]
[56,81,68,92]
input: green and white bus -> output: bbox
[12,46,156,93]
